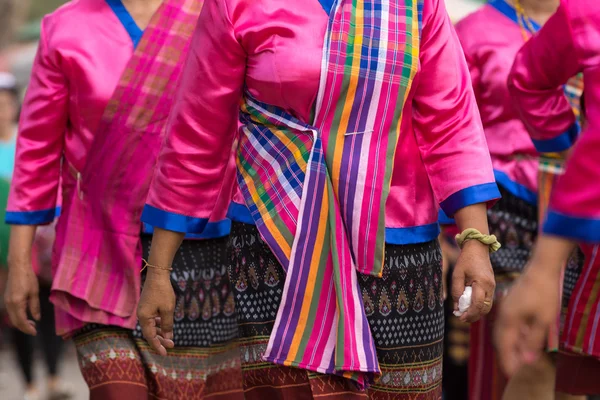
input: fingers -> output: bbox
[464,282,491,323]
[495,308,521,377]
[138,309,167,356]
[5,295,37,336]
[519,323,546,366]
[159,306,175,342]
[154,318,174,349]
[28,290,41,321]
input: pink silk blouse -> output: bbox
[5,0,231,238]
[509,0,600,242]
[455,0,540,204]
[6,0,132,224]
[4,0,232,335]
[143,0,500,245]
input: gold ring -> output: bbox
[483,300,492,306]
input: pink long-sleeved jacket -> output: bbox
[509,0,600,242]
[142,0,500,245]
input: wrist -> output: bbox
[145,266,172,279]
[461,238,490,254]
[530,236,575,276]
[7,254,32,270]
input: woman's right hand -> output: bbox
[5,225,40,336]
[5,258,40,335]
[137,269,176,356]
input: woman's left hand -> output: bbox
[451,240,495,323]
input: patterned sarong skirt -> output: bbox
[73,236,243,400]
[227,221,444,400]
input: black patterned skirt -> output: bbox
[487,186,538,280]
[227,222,444,399]
[73,236,244,400]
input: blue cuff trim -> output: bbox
[143,219,231,239]
[385,223,441,245]
[438,209,455,226]
[440,182,501,217]
[226,202,255,225]
[531,122,580,153]
[544,210,600,243]
[6,207,59,225]
[141,205,208,233]
[494,170,537,206]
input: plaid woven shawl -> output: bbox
[237,0,422,387]
[50,0,203,335]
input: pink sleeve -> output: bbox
[412,0,499,217]
[6,18,66,225]
[454,23,482,104]
[142,0,245,233]
[538,1,600,242]
[508,2,581,153]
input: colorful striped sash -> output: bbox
[237,0,422,387]
[51,0,203,335]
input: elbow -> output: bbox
[506,65,524,105]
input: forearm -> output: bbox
[453,203,489,235]
[8,225,37,269]
[146,228,185,278]
[529,235,576,278]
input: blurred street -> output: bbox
[0,342,88,400]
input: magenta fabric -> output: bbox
[144,0,498,240]
[509,0,600,241]
[7,0,134,219]
[5,0,212,335]
[455,3,539,197]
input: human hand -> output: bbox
[5,259,40,335]
[495,250,564,377]
[137,269,176,356]
[451,240,495,323]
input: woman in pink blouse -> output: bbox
[454,1,584,399]
[2,0,243,399]
[137,0,500,397]
[497,0,600,396]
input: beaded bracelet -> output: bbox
[455,228,501,253]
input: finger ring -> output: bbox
[483,300,492,306]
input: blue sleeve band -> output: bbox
[385,223,441,245]
[531,122,580,153]
[544,210,600,243]
[142,219,232,239]
[438,209,455,226]
[6,207,59,225]
[226,202,255,225]
[141,205,209,234]
[440,182,501,218]
[493,170,537,206]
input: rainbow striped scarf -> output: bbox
[237,0,422,387]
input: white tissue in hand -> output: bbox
[453,286,472,317]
